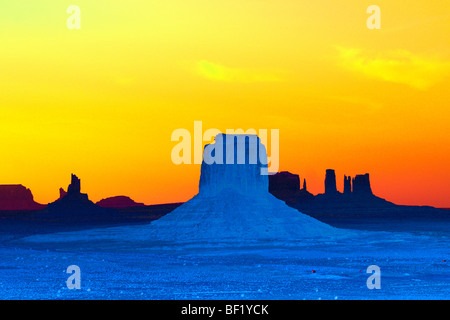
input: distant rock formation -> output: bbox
[325,169,338,195]
[44,174,112,221]
[269,169,394,212]
[268,170,448,221]
[352,173,373,196]
[297,184,315,201]
[48,174,90,207]
[269,172,314,203]
[269,171,300,199]
[343,175,352,194]
[0,185,45,211]
[67,174,81,195]
[97,196,145,208]
[59,188,67,200]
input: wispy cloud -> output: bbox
[336,46,450,90]
[193,60,285,83]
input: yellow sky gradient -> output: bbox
[0,1,449,206]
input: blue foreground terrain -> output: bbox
[0,218,449,300]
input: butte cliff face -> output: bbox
[0,185,45,211]
[199,134,268,197]
[148,134,338,242]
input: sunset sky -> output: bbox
[0,1,449,207]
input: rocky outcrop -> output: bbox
[344,175,352,194]
[199,134,268,197]
[45,174,112,221]
[67,174,81,195]
[0,185,45,211]
[296,181,315,201]
[147,134,337,242]
[352,174,373,196]
[59,188,67,200]
[325,169,338,195]
[48,174,89,207]
[19,136,345,247]
[96,196,145,208]
[270,169,394,212]
[268,172,315,203]
[269,171,300,199]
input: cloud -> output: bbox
[336,46,450,90]
[194,60,285,83]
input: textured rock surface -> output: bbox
[199,134,268,197]
[148,134,338,241]
[0,185,45,211]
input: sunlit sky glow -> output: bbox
[0,1,449,207]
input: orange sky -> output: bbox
[0,1,449,207]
